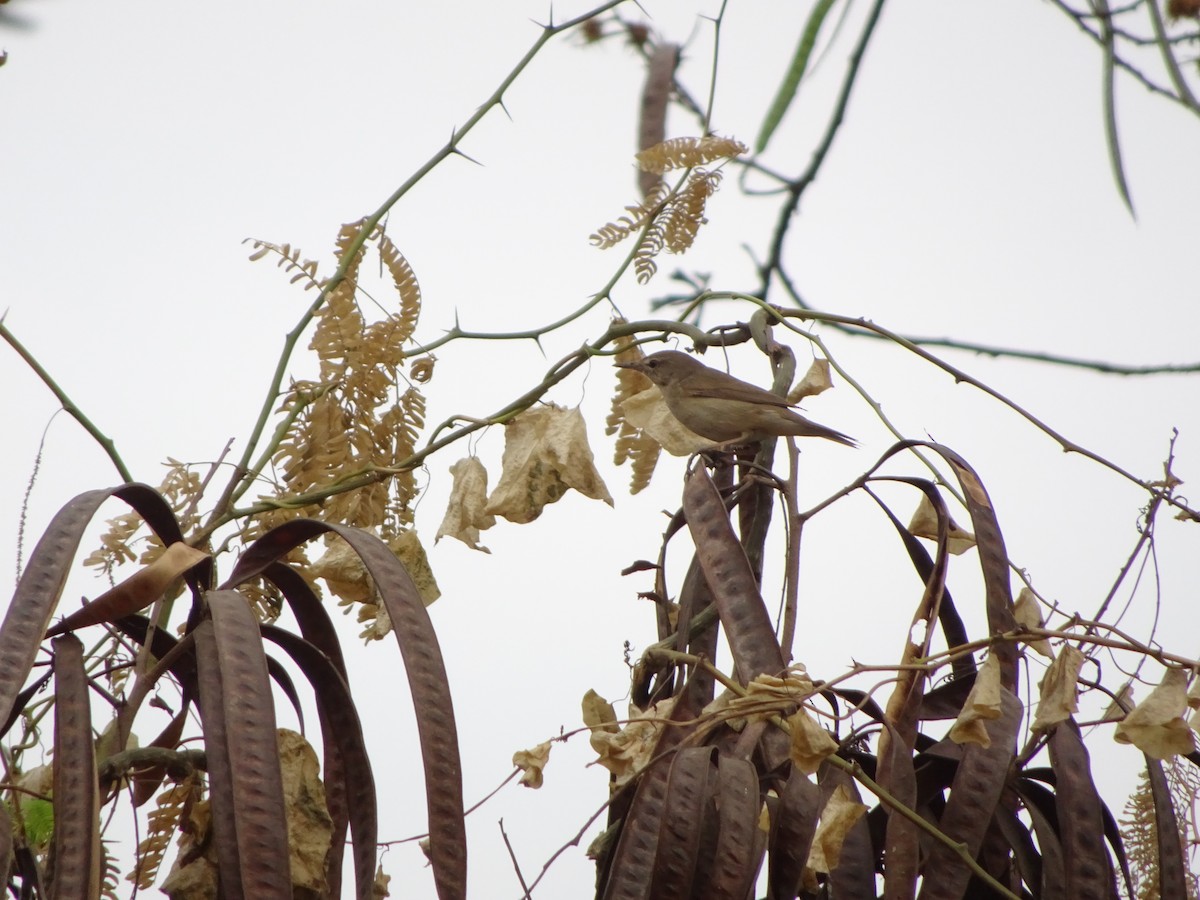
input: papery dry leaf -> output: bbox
[720,669,816,724]
[513,741,553,789]
[907,493,976,555]
[787,707,839,776]
[786,358,835,404]
[806,783,867,874]
[160,797,216,897]
[1115,667,1197,758]
[582,689,620,743]
[1032,644,1085,731]
[589,697,676,786]
[1188,675,1200,710]
[620,387,712,456]
[435,457,496,552]
[277,729,333,895]
[485,404,613,524]
[373,862,391,899]
[310,539,374,605]
[949,652,1002,747]
[1013,587,1052,657]
[389,529,440,606]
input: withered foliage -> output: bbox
[605,330,662,494]
[633,134,747,174]
[592,140,737,283]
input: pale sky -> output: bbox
[3,0,1199,895]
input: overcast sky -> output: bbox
[3,0,1199,895]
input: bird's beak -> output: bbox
[615,360,642,371]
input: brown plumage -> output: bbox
[617,350,856,448]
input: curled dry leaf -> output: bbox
[718,669,817,725]
[907,493,976,555]
[485,404,613,524]
[311,530,441,642]
[588,697,676,786]
[311,538,375,605]
[786,358,834,404]
[513,740,553,789]
[435,457,497,553]
[1114,667,1197,759]
[949,651,1002,747]
[1013,588,1052,657]
[787,707,839,776]
[582,689,620,738]
[389,529,440,606]
[373,863,391,899]
[806,783,868,875]
[620,387,712,456]
[277,729,334,895]
[1031,644,1085,731]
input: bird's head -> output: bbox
[615,349,702,388]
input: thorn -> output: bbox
[453,147,484,167]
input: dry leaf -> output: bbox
[1114,667,1197,759]
[277,729,334,895]
[786,358,834,404]
[949,652,1002,747]
[589,697,676,786]
[719,669,816,724]
[1013,588,1052,658]
[486,404,614,524]
[373,863,391,899]
[389,529,440,606]
[435,457,497,552]
[310,538,374,605]
[513,741,553,789]
[620,387,712,456]
[806,783,868,874]
[787,708,839,776]
[582,689,620,742]
[907,493,976,555]
[1031,645,1085,731]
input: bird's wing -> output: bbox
[683,372,795,408]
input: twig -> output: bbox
[500,818,533,899]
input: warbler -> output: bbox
[617,350,856,448]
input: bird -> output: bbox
[617,349,856,448]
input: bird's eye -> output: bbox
[646,360,658,368]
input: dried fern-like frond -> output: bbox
[129,772,201,889]
[411,355,436,383]
[635,135,748,174]
[662,169,721,254]
[377,231,422,345]
[590,183,670,249]
[244,239,323,291]
[84,458,205,577]
[84,510,140,577]
[101,842,121,900]
[607,332,663,494]
[634,220,666,285]
[388,386,425,526]
[1119,761,1200,900]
